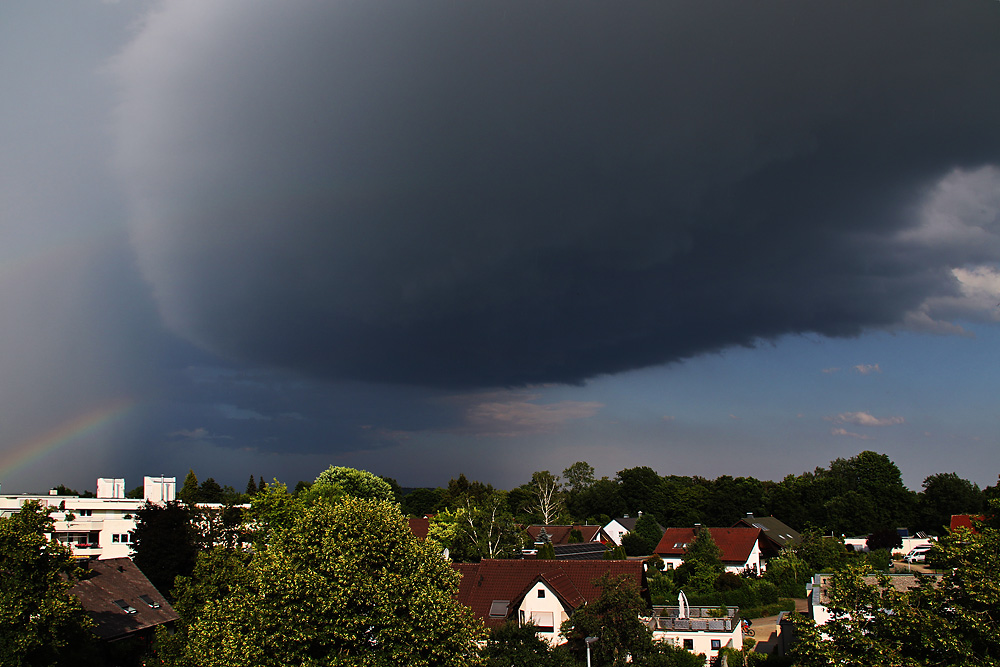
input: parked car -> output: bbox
[903,544,932,563]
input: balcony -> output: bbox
[646,606,741,632]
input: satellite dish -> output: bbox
[442,547,450,560]
[678,590,689,619]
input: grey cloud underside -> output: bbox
[116,1,1000,388]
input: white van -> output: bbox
[903,544,932,563]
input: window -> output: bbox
[711,640,721,650]
[112,533,130,543]
[537,588,545,598]
[683,639,693,650]
[530,611,554,633]
[78,509,93,517]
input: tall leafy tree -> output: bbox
[563,461,596,493]
[131,500,199,596]
[312,465,394,501]
[919,472,984,534]
[675,527,724,594]
[181,497,484,666]
[0,501,96,666]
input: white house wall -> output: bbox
[652,627,742,661]
[517,581,571,646]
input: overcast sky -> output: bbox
[2,1,999,495]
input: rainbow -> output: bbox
[0,398,135,481]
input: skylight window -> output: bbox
[139,594,160,609]
[113,599,137,614]
[489,600,509,618]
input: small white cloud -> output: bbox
[821,367,840,374]
[662,415,675,422]
[729,414,739,420]
[831,427,872,440]
[442,391,604,437]
[828,411,904,427]
[853,364,881,375]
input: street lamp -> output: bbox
[585,636,598,667]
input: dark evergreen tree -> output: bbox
[245,475,258,496]
[131,501,199,597]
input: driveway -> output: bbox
[751,598,808,654]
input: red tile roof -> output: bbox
[526,525,605,545]
[454,559,644,628]
[408,517,430,539]
[654,527,762,564]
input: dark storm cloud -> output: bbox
[114,1,1000,388]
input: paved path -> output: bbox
[750,598,808,654]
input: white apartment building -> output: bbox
[0,476,176,560]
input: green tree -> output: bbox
[429,490,524,562]
[561,573,654,667]
[919,472,984,534]
[178,469,200,504]
[181,497,484,666]
[402,487,443,516]
[245,480,304,545]
[622,531,654,557]
[536,541,556,559]
[563,461,596,493]
[245,475,257,496]
[675,527,724,594]
[483,621,576,667]
[131,500,199,596]
[199,477,224,503]
[154,546,253,666]
[794,528,850,573]
[312,465,394,501]
[0,501,96,666]
[634,513,664,549]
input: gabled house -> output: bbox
[69,557,179,642]
[454,559,646,645]
[604,514,665,547]
[731,513,800,560]
[654,526,763,573]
